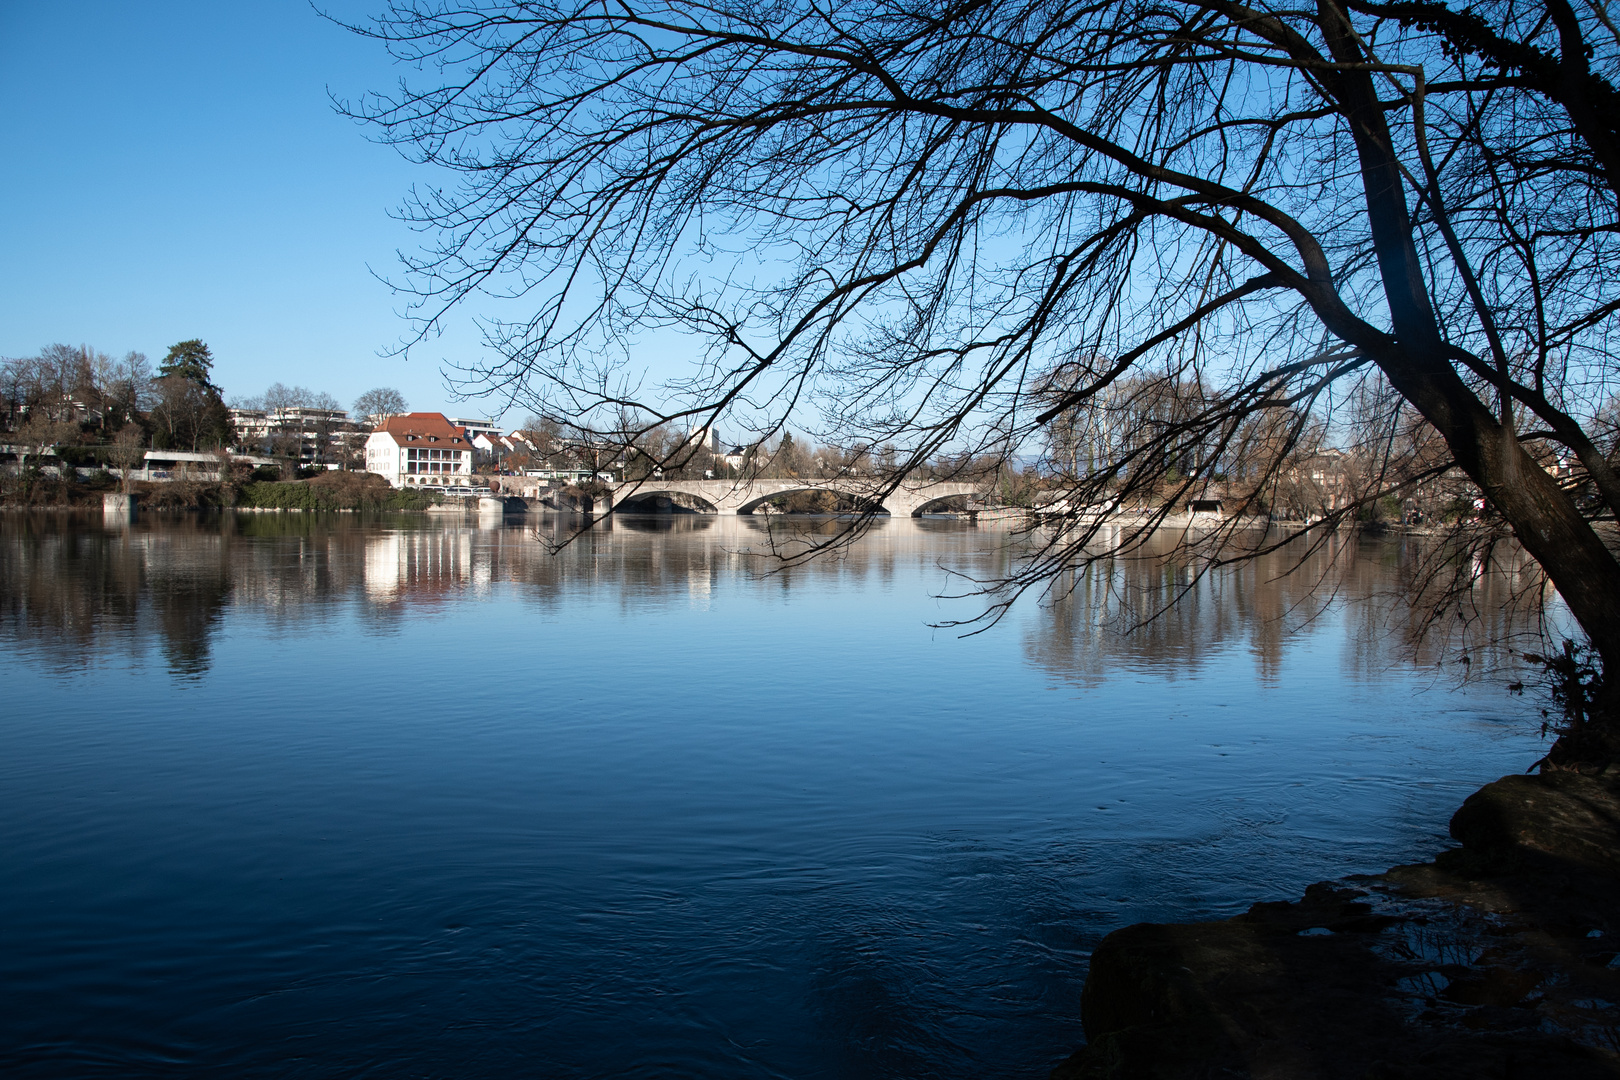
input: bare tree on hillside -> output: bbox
[348,0,1620,754]
[13,413,78,472]
[1,347,151,435]
[97,351,152,430]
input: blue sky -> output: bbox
[0,1,516,420]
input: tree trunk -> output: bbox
[1317,0,1620,674]
[1381,343,1620,673]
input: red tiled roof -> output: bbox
[375,413,472,446]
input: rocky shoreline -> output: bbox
[1054,770,1620,1078]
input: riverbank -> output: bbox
[0,472,445,512]
[1053,769,1620,1078]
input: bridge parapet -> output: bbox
[599,478,983,516]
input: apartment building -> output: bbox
[230,406,357,463]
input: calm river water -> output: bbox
[0,511,1544,1078]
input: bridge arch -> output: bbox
[908,492,978,516]
[734,485,887,516]
[612,488,721,514]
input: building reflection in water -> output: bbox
[0,511,1558,683]
[363,528,476,603]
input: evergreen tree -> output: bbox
[151,339,230,451]
[157,339,220,392]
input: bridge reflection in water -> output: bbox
[0,510,1555,1080]
[0,511,1547,685]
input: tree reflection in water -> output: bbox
[1023,527,1560,689]
[0,510,1559,1080]
[0,512,1556,688]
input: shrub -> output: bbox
[238,472,443,511]
[0,473,104,507]
[136,480,231,510]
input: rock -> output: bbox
[1055,773,1620,1078]
[1449,771,1620,881]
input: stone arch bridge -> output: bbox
[599,478,984,516]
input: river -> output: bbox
[0,511,1545,1078]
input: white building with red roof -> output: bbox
[364,412,477,488]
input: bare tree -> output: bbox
[348,0,1620,752]
[3,347,150,437]
[0,357,29,432]
[2,346,85,429]
[12,413,78,473]
[108,424,146,494]
[95,351,151,431]
[262,382,309,412]
[352,387,407,427]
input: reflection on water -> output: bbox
[4,513,1026,677]
[1023,530,1550,690]
[0,511,1547,1078]
[2,512,1546,686]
